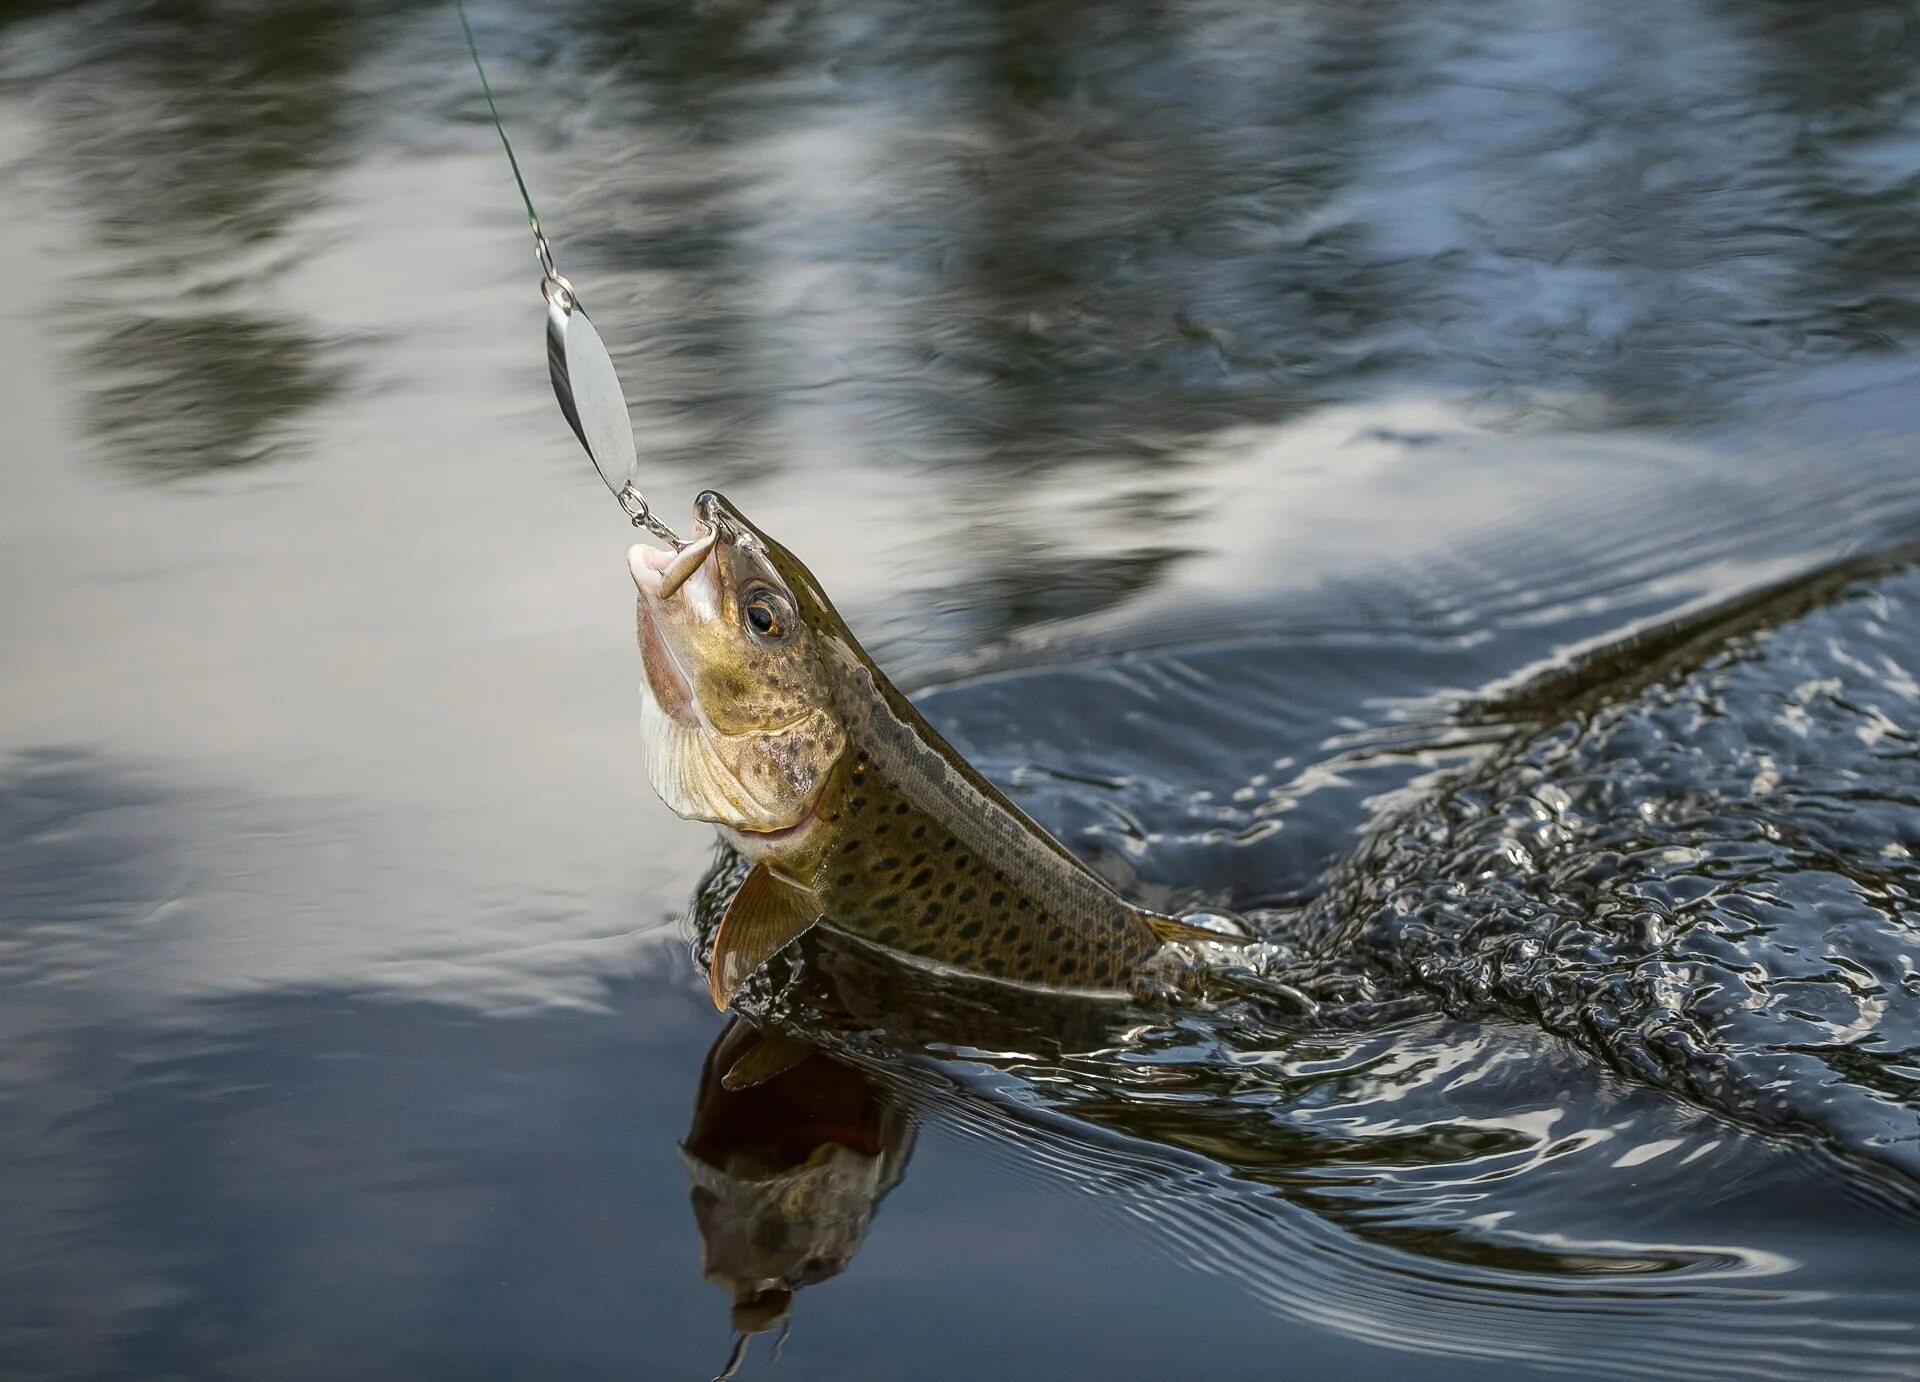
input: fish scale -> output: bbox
[779,631,1165,985]
[800,745,1158,987]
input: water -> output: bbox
[3,1,1920,1377]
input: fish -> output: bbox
[628,490,1231,1008]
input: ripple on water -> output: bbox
[718,926,1920,1381]
[1316,556,1920,1183]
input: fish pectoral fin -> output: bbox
[1147,914,1254,947]
[710,865,820,1010]
[721,1030,817,1091]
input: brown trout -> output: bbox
[629,491,1225,1009]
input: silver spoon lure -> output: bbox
[455,0,698,563]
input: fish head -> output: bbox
[629,491,848,838]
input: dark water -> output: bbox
[4,1,1920,1378]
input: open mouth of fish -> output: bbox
[627,535,712,602]
[630,542,702,726]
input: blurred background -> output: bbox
[4,1,1920,1378]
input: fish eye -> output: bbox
[741,585,795,641]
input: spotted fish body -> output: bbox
[774,685,1162,990]
[628,492,1201,1007]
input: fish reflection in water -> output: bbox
[681,1020,913,1353]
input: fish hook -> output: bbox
[656,528,718,598]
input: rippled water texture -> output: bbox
[4,1,1920,1378]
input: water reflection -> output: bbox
[8,0,1920,1375]
[688,909,1920,1380]
[5,0,401,475]
[681,1021,913,1343]
[7,0,1920,612]
[81,313,347,476]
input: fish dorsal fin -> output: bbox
[710,865,820,1009]
[1147,914,1254,947]
[721,1030,816,1091]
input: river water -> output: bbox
[3,1,1919,1378]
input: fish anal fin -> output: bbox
[710,865,819,1009]
[721,1030,817,1091]
[1147,913,1254,947]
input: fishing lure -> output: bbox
[454,0,685,550]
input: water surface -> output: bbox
[3,1,1920,1378]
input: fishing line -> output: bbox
[454,0,540,239]
[452,0,685,547]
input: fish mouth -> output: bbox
[630,538,703,601]
[632,560,700,726]
[629,542,670,600]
